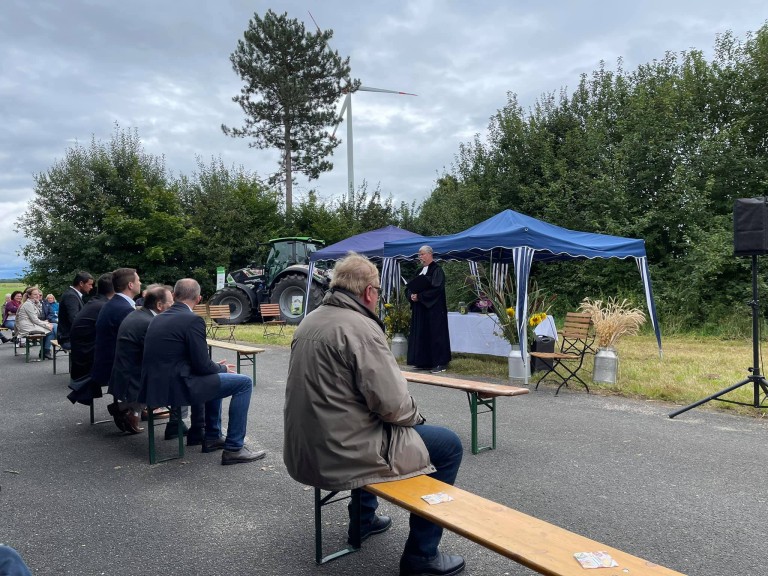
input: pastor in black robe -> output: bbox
[406,262,451,369]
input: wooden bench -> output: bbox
[206,339,265,381]
[259,303,285,337]
[314,475,685,575]
[402,371,528,454]
[14,332,45,363]
[51,339,70,375]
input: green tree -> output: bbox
[223,9,359,211]
[417,23,768,329]
[16,125,200,294]
[179,157,285,295]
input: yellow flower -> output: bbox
[384,303,393,309]
[505,307,515,318]
[529,312,547,328]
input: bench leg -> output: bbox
[314,487,360,564]
[466,392,497,455]
[148,407,185,465]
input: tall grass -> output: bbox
[219,322,768,417]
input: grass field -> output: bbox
[226,323,767,417]
[2,282,760,417]
[0,282,25,296]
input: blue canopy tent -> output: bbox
[304,225,424,315]
[383,209,662,358]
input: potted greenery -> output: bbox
[471,270,554,384]
[579,297,646,384]
[383,295,411,359]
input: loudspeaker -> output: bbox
[734,197,768,256]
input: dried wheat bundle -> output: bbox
[579,297,646,348]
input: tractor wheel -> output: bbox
[270,274,324,325]
[209,286,252,324]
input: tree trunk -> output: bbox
[284,123,292,212]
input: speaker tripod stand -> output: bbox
[670,255,768,418]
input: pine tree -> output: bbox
[223,10,359,211]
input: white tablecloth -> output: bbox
[447,312,512,357]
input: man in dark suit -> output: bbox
[91,268,141,433]
[108,284,173,427]
[140,278,265,465]
[67,273,114,406]
[57,271,94,350]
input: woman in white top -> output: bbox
[16,286,55,359]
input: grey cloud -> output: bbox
[1,0,765,277]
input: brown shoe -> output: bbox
[122,409,143,435]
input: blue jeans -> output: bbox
[353,424,463,557]
[203,372,253,451]
[0,546,32,576]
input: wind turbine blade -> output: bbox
[358,85,417,96]
[331,94,350,138]
[307,11,322,33]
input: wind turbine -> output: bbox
[332,86,417,204]
[308,11,416,204]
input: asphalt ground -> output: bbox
[1,343,766,576]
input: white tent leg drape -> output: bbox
[513,247,535,363]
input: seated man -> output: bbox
[58,271,94,350]
[283,253,465,576]
[140,278,265,465]
[67,273,114,406]
[91,267,142,433]
[108,284,173,433]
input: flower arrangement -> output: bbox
[578,297,646,348]
[470,269,554,347]
[383,295,411,338]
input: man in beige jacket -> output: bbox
[284,253,465,576]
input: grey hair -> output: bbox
[173,278,201,301]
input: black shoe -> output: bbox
[0,335,9,344]
[164,420,189,440]
[348,514,392,545]
[44,350,54,360]
[186,427,205,446]
[107,402,126,432]
[221,446,266,465]
[201,436,226,453]
[430,365,447,374]
[399,552,466,576]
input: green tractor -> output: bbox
[209,237,330,326]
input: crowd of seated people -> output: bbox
[59,269,265,466]
[15,286,56,359]
[1,291,22,344]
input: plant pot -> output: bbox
[593,347,619,384]
[508,345,530,385]
[390,333,408,360]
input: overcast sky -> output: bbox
[1,1,766,278]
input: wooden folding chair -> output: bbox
[530,312,591,395]
[260,303,285,337]
[559,311,596,354]
[207,304,236,342]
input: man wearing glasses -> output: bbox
[284,252,465,576]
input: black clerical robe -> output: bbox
[406,262,451,368]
